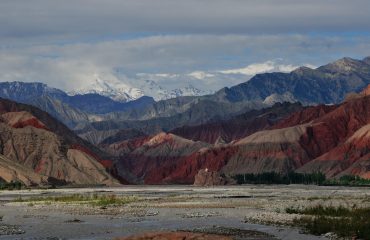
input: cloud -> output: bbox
[0,0,369,93]
[219,61,302,75]
[0,34,370,92]
[188,71,215,80]
[1,0,370,46]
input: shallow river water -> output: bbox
[1,185,368,240]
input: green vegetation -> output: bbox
[0,180,23,190]
[233,172,370,186]
[324,175,370,186]
[93,194,137,207]
[286,205,351,216]
[15,194,138,207]
[286,205,370,239]
[233,172,326,185]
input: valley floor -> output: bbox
[0,185,369,240]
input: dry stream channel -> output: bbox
[1,185,369,240]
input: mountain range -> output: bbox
[107,85,370,184]
[1,56,370,186]
[68,75,213,102]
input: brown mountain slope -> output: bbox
[108,133,210,184]
[0,98,120,186]
[271,105,337,129]
[111,86,370,183]
[146,125,312,184]
[170,102,303,144]
[298,123,370,178]
[0,154,47,186]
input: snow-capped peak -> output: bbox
[68,71,216,102]
[138,80,212,101]
[68,75,144,102]
[173,84,212,97]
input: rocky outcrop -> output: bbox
[194,169,235,186]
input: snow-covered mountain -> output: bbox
[173,84,212,97]
[0,81,68,102]
[68,76,144,102]
[67,60,307,102]
[68,74,213,102]
[138,80,212,101]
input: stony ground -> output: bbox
[0,185,369,240]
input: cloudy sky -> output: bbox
[1,0,370,91]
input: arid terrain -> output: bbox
[1,185,369,240]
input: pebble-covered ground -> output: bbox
[0,185,369,239]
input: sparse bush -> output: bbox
[288,205,370,239]
[233,172,326,185]
[233,172,370,186]
[13,193,138,207]
[0,180,23,190]
[93,194,137,207]
[323,175,370,186]
[286,205,351,217]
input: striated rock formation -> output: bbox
[271,105,336,129]
[112,85,370,183]
[0,155,47,186]
[298,123,370,178]
[170,102,303,144]
[1,111,47,130]
[223,94,370,179]
[110,133,210,184]
[0,98,120,186]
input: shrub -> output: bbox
[233,172,326,185]
[288,205,370,239]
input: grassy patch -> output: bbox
[92,194,137,207]
[324,175,370,186]
[15,194,138,207]
[232,173,370,186]
[287,205,370,239]
[286,205,351,217]
[233,172,326,185]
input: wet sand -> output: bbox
[1,185,369,240]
